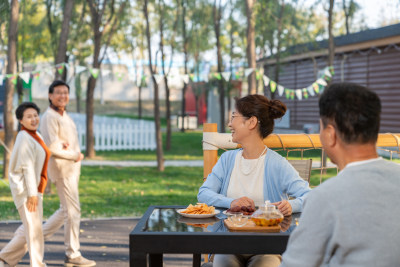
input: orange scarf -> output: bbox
[21,126,51,194]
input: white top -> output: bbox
[9,131,46,209]
[227,151,266,207]
[40,107,81,181]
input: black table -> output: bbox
[129,205,300,267]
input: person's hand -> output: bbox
[26,196,38,212]
[230,197,255,210]
[272,200,292,216]
[279,215,292,232]
[62,142,69,149]
[75,153,84,162]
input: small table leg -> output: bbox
[130,252,147,267]
[193,253,201,267]
[149,253,163,267]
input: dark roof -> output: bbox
[260,23,400,60]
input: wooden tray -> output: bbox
[224,219,281,232]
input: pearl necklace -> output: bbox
[239,145,268,176]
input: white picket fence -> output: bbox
[69,113,156,151]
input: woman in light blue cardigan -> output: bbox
[198,95,311,267]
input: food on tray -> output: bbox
[226,205,255,215]
[181,203,215,214]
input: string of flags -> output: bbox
[0,62,334,101]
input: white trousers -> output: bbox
[0,196,46,267]
[0,174,82,266]
[213,254,282,267]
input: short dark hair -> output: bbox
[319,82,381,144]
[16,102,40,120]
[48,80,70,104]
[235,94,287,138]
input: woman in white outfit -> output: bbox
[0,102,51,267]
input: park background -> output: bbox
[1,0,400,222]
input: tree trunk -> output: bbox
[180,0,188,133]
[214,0,225,132]
[55,0,74,80]
[245,0,256,95]
[144,0,164,171]
[3,0,19,180]
[158,0,172,150]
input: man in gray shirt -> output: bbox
[280,82,400,267]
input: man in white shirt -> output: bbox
[280,82,400,267]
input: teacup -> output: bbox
[228,212,248,227]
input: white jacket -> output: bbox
[9,130,46,209]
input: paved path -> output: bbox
[0,218,196,267]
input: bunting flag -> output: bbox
[0,74,4,85]
[256,71,262,81]
[285,90,290,99]
[189,73,195,81]
[32,71,41,80]
[101,69,111,77]
[302,88,309,99]
[270,80,277,93]
[235,71,242,80]
[89,68,100,79]
[221,72,231,81]
[263,75,270,86]
[244,68,254,77]
[307,85,315,96]
[115,72,124,81]
[278,85,285,96]
[316,78,327,86]
[312,82,319,94]
[182,74,189,84]
[19,72,30,84]
[203,73,209,82]
[213,73,222,80]
[295,89,302,100]
[154,74,164,84]
[6,74,18,85]
[56,64,65,75]
[75,65,87,75]
[290,90,295,100]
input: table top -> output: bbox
[130,205,300,255]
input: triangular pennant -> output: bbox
[235,71,242,80]
[256,72,262,81]
[303,88,309,99]
[329,66,335,75]
[32,71,41,80]
[290,90,295,100]
[6,74,17,85]
[269,81,277,93]
[278,84,285,95]
[203,74,209,82]
[295,89,302,100]
[102,69,111,77]
[89,68,100,79]
[285,89,290,99]
[263,75,270,86]
[0,74,3,86]
[75,65,87,75]
[214,73,222,80]
[154,74,164,84]
[189,73,195,81]
[278,85,284,96]
[307,85,315,96]
[115,72,125,81]
[316,78,327,86]
[19,72,30,84]
[312,82,319,93]
[56,64,65,75]
[182,74,189,84]
[244,68,254,77]
[324,68,332,78]
[221,72,231,81]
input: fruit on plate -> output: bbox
[251,216,283,226]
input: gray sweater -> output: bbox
[280,158,400,267]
